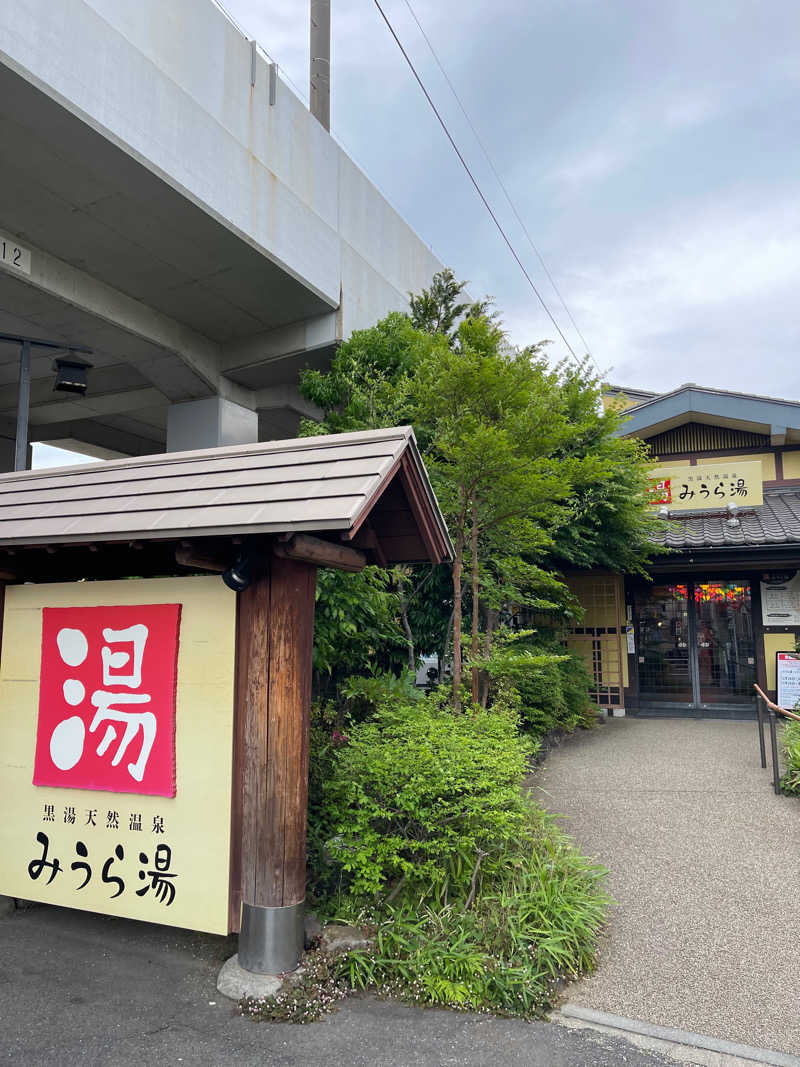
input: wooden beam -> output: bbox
[273,533,365,573]
[175,544,227,573]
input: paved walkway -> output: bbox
[532,718,800,1058]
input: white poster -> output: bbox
[776,652,800,710]
[761,573,800,626]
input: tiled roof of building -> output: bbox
[0,427,453,563]
[655,488,800,550]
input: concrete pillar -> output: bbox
[310,0,330,131]
[166,397,258,453]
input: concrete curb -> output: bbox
[558,1004,800,1067]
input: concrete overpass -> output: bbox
[0,0,442,469]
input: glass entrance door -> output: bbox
[635,580,755,712]
[694,581,755,704]
[637,584,693,703]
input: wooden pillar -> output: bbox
[231,554,317,973]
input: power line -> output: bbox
[401,0,598,370]
[372,0,583,365]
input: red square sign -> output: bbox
[33,604,181,797]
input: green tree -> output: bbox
[413,319,570,709]
[297,276,660,712]
[298,312,443,435]
[542,360,663,574]
[410,268,492,347]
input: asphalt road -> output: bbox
[0,904,677,1067]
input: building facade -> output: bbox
[568,384,800,717]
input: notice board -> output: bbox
[776,652,800,711]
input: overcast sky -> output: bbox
[218,0,800,398]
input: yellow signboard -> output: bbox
[648,459,763,511]
[0,576,236,934]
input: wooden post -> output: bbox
[232,554,317,973]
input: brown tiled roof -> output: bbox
[655,488,800,550]
[0,427,453,563]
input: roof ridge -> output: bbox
[0,426,415,484]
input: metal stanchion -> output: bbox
[769,709,781,795]
[757,694,767,769]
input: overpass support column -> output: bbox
[166,397,258,452]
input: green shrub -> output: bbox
[338,669,422,721]
[781,720,800,795]
[320,696,534,899]
[478,630,598,738]
[339,809,609,1018]
[308,687,609,1022]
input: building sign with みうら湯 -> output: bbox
[647,460,763,512]
[0,577,237,934]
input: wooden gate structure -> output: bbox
[0,426,451,974]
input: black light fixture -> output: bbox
[222,551,256,592]
[53,354,93,396]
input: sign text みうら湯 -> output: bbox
[648,460,763,512]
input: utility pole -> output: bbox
[310,0,330,131]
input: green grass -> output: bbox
[781,720,800,795]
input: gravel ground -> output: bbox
[531,717,800,1057]
[0,904,678,1066]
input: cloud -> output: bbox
[501,192,800,395]
[217,0,800,402]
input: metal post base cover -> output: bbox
[239,900,305,975]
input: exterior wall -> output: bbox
[764,633,793,690]
[566,574,627,708]
[647,442,800,486]
[783,452,800,479]
[701,452,776,481]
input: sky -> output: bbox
[216,0,800,398]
